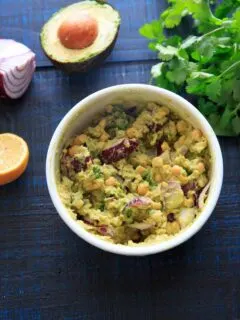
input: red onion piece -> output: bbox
[126,197,152,209]
[0,39,36,99]
[97,225,114,237]
[198,182,210,209]
[178,208,196,228]
[101,138,138,164]
[156,138,164,156]
[182,182,196,196]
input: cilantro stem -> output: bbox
[198,26,225,42]
[218,61,240,78]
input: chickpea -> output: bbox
[178,175,188,185]
[152,156,163,168]
[197,174,208,188]
[99,119,107,128]
[154,174,162,183]
[166,221,180,235]
[73,199,84,209]
[184,197,194,208]
[105,177,117,186]
[106,105,113,113]
[152,202,162,210]
[68,145,82,156]
[174,136,186,149]
[84,180,102,191]
[172,165,182,176]
[100,132,109,142]
[97,141,105,150]
[126,127,139,139]
[73,134,87,145]
[137,183,149,196]
[192,129,202,141]
[161,181,168,188]
[136,166,146,175]
[177,120,187,133]
[197,162,205,173]
[151,211,163,223]
[161,141,170,151]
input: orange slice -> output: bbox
[0,133,29,185]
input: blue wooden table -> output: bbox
[0,1,240,319]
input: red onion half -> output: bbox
[0,39,36,99]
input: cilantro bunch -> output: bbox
[139,0,240,136]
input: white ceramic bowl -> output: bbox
[46,84,223,256]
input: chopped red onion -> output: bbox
[101,138,138,164]
[126,196,152,209]
[198,182,210,209]
[178,208,196,228]
[97,225,114,237]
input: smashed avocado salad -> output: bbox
[58,102,211,246]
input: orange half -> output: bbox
[0,133,29,185]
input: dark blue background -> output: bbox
[0,1,239,319]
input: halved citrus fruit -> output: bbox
[0,133,29,185]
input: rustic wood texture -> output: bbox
[0,0,240,319]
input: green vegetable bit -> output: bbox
[139,0,240,136]
[92,166,103,179]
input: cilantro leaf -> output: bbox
[156,44,179,61]
[215,0,240,19]
[161,0,222,33]
[232,115,240,134]
[151,62,164,78]
[139,20,165,41]
[219,107,235,130]
[92,166,103,179]
[166,58,190,85]
[192,37,216,63]
[154,73,178,92]
[161,1,186,28]
[139,0,240,136]
[181,36,198,49]
[205,77,222,102]
[198,97,219,116]
[186,72,213,95]
[233,79,240,101]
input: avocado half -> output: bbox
[40,1,121,72]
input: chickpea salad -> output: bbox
[58,102,211,245]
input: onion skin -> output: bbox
[198,182,211,209]
[0,39,36,99]
[0,72,6,98]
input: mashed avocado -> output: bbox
[58,102,211,245]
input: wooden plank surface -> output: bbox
[0,0,240,319]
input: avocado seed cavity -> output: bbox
[58,13,98,49]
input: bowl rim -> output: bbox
[46,84,223,256]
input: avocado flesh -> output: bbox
[40,1,120,72]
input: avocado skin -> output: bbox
[42,26,119,73]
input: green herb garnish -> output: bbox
[142,170,157,187]
[92,166,103,179]
[99,203,105,211]
[139,0,240,136]
[124,208,133,223]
